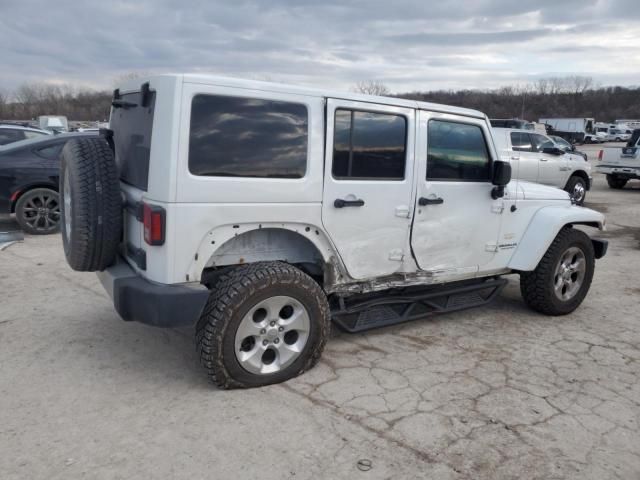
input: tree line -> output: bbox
[394,76,640,123]
[1,76,638,123]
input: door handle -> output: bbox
[418,196,444,206]
[334,198,365,208]
[539,158,548,161]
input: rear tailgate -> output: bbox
[600,146,640,169]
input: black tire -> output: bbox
[606,174,627,189]
[14,188,60,235]
[196,261,330,389]
[520,227,595,316]
[564,175,587,205]
[60,137,122,271]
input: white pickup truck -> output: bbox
[492,128,593,204]
[596,130,640,189]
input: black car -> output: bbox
[0,132,97,234]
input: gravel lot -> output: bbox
[1,144,639,479]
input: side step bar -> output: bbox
[331,277,507,333]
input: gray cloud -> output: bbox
[0,0,638,93]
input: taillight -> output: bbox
[597,150,603,161]
[143,203,165,246]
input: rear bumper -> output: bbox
[596,165,640,178]
[96,256,210,327]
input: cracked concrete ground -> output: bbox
[1,146,639,479]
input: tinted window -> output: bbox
[511,132,533,152]
[332,109,406,180]
[111,90,155,190]
[189,95,308,178]
[35,143,63,159]
[0,129,25,145]
[427,120,491,181]
[530,133,554,152]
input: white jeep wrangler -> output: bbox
[60,75,608,388]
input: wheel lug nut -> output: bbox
[278,326,284,332]
[274,338,280,344]
[262,339,268,346]
[270,321,276,327]
[260,329,266,334]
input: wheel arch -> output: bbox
[564,169,591,191]
[508,205,605,272]
[192,224,348,289]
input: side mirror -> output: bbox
[542,146,564,155]
[491,160,511,199]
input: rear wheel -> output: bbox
[15,188,60,235]
[196,261,330,389]
[565,176,587,205]
[606,174,627,189]
[520,227,595,315]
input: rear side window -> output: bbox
[427,120,491,181]
[510,132,533,152]
[189,95,308,178]
[332,109,406,180]
[0,129,25,145]
[110,91,155,190]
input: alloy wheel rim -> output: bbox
[234,295,310,375]
[553,246,586,301]
[22,192,60,232]
[572,183,585,203]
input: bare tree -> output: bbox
[353,80,391,96]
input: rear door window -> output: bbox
[189,95,308,178]
[332,109,406,180]
[510,132,533,152]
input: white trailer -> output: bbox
[538,117,600,144]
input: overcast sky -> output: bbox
[1,0,639,93]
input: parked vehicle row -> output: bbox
[492,127,592,204]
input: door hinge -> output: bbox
[491,204,504,214]
[485,242,498,252]
[388,249,404,261]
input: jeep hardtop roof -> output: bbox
[116,73,487,120]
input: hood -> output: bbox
[517,181,571,201]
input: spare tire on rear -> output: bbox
[60,137,122,272]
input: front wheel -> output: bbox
[520,227,595,315]
[196,262,330,389]
[565,176,587,205]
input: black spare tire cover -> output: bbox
[60,137,122,271]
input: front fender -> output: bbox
[508,205,605,271]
